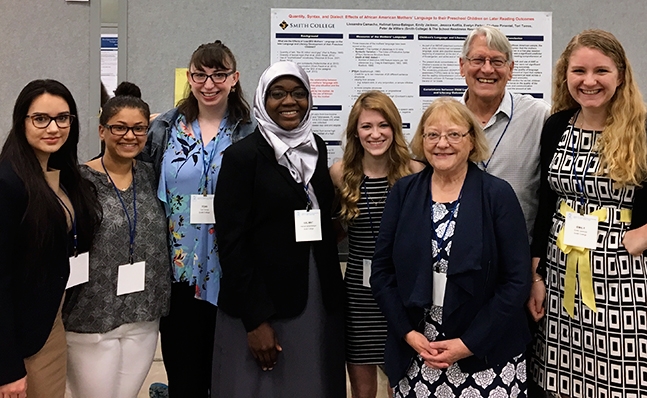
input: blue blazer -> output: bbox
[371,162,531,386]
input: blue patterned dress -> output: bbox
[394,200,527,398]
[158,114,233,306]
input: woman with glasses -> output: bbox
[62,82,170,398]
[142,40,255,397]
[211,61,345,397]
[371,98,531,397]
[0,79,101,398]
[329,91,423,398]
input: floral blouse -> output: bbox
[158,114,233,306]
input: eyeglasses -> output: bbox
[422,131,470,144]
[268,88,309,101]
[465,57,508,68]
[103,124,149,136]
[189,71,234,84]
[26,114,74,129]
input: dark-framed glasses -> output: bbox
[103,124,149,136]
[268,88,309,101]
[465,57,508,68]
[26,113,74,129]
[189,71,234,84]
[423,131,469,144]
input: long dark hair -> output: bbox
[177,40,251,124]
[0,79,102,277]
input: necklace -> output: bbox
[362,176,389,207]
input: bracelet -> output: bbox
[533,276,544,283]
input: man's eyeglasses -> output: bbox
[422,131,470,144]
[190,71,234,84]
[268,88,309,101]
[26,114,75,129]
[103,124,149,137]
[465,57,508,68]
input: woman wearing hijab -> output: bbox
[211,61,345,397]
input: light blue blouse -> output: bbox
[158,114,233,306]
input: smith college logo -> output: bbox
[279,20,288,30]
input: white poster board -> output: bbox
[271,9,552,164]
[101,34,118,96]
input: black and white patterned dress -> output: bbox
[532,124,647,397]
[345,176,390,364]
[394,201,527,398]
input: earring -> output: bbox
[231,87,236,93]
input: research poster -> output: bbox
[270,9,552,164]
[101,34,118,96]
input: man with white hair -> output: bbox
[460,25,550,398]
[460,25,550,242]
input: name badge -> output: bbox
[117,261,146,296]
[362,259,372,288]
[190,194,215,224]
[294,209,322,242]
[433,271,447,307]
[66,252,90,289]
[563,212,598,249]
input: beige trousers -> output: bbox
[23,301,67,398]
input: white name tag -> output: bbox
[563,212,598,249]
[117,261,146,296]
[66,252,90,289]
[362,259,372,288]
[190,194,215,224]
[433,271,447,307]
[294,209,322,242]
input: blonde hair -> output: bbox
[553,29,647,186]
[411,97,489,164]
[339,91,414,222]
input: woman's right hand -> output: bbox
[527,257,546,322]
[0,376,27,398]
[247,322,282,371]
[404,330,434,366]
[528,279,546,321]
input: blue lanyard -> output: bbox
[362,177,388,241]
[56,195,78,256]
[569,110,593,213]
[283,155,313,210]
[101,157,137,264]
[304,183,313,211]
[192,119,224,195]
[481,92,514,171]
[429,187,462,265]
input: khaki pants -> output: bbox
[23,301,67,398]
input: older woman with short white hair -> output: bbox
[371,97,531,397]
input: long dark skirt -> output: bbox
[211,252,345,398]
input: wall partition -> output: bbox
[2,1,645,162]
[0,0,101,161]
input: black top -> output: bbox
[214,129,344,332]
[0,161,71,385]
